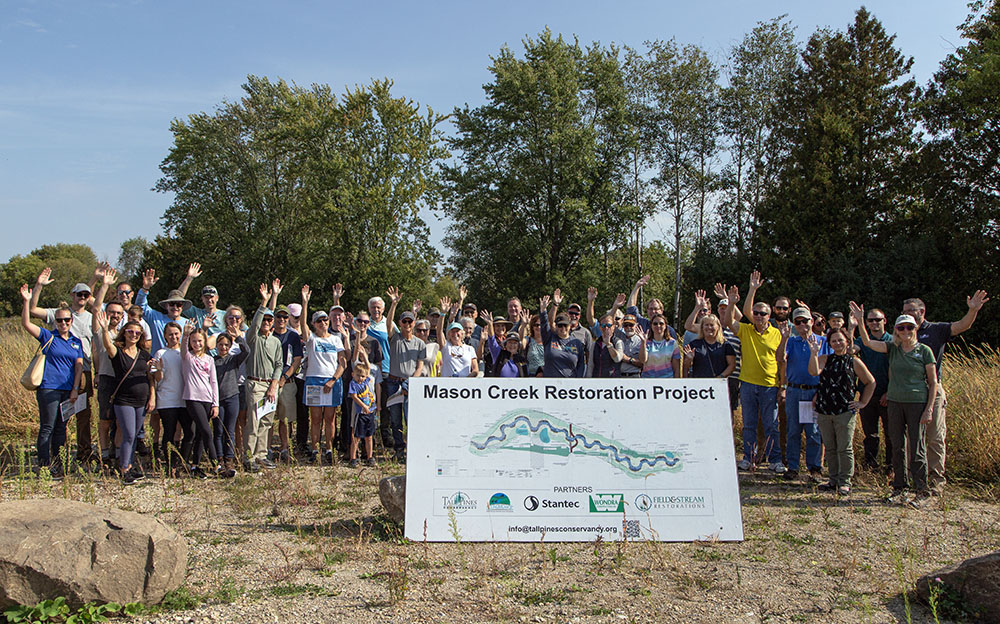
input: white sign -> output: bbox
[405,377,744,542]
[304,384,334,407]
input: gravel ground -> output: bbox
[3,458,998,624]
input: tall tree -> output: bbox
[153,75,446,313]
[757,8,919,306]
[442,30,640,308]
[718,16,799,254]
[626,40,719,325]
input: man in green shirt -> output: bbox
[244,280,283,471]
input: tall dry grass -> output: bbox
[939,345,1000,482]
[0,318,40,441]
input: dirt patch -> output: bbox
[2,462,997,623]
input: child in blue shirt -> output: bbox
[348,362,377,467]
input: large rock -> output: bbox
[916,550,1000,621]
[0,499,187,608]
[379,475,406,524]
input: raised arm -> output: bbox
[94,308,117,358]
[722,284,742,333]
[19,285,41,339]
[743,271,763,320]
[684,290,708,333]
[586,287,598,329]
[176,262,202,299]
[627,274,650,310]
[849,301,886,353]
[385,286,401,339]
[807,333,826,376]
[331,283,344,307]
[299,285,312,343]
[550,288,563,328]
[951,290,990,336]
[92,266,117,312]
[269,278,282,311]
[539,295,552,343]
[29,268,54,320]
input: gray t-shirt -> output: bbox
[46,307,93,367]
[615,333,645,374]
[388,333,427,378]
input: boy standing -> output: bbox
[349,361,377,468]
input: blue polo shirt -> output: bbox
[37,328,83,391]
[785,333,830,386]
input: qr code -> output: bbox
[623,520,641,539]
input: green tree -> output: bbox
[626,40,719,325]
[152,75,446,314]
[442,30,639,308]
[0,244,98,315]
[116,236,150,286]
[756,8,919,307]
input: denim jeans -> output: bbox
[384,378,408,452]
[785,387,822,472]
[214,394,240,459]
[36,388,70,467]
[740,382,780,464]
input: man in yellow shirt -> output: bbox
[722,271,790,473]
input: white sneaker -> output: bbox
[737,459,752,471]
[770,462,787,474]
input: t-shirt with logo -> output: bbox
[36,327,83,391]
[916,321,952,379]
[44,308,92,367]
[441,342,477,377]
[349,375,376,417]
[305,334,345,379]
[887,342,936,404]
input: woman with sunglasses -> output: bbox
[300,285,348,465]
[808,327,876,496]
[682,314,736,379]
[850,302,937,502]
[435,300,480,378]
[525,313,545,377]
[95,308,155,485]
[538,291,586,378]
[591,313,620,378]
[19,284,84,477]
[642,314,681,378]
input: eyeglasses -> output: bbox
[752,311,769,317]
[774,305,789,310]
[793,318,810,325]
[356,319,370,325]
[117,290,131,296]
[600,323,614,328]
[556,323,569,328]
[227,315,242,321]
[123,329,142,337]
[896,325,915,332]
[866,317,885,323]
[400,318,414,324]
[75,292,91,298]
[55,317,72,324]
[568,310,580,315]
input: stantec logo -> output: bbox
[523,496,579,511]
[442,491,477,513]
[589,493,624,513]
[488,492,513,512]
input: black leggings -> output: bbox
[186,400,218,465]
[159,407,192,469]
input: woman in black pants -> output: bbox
[181,322,220,478]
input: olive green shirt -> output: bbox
[886,342,936,404]
[245,306,283,381]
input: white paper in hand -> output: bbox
[257,397,278,416]
[305,384,334,407]
[798,401,816,425]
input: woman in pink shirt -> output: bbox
[182,322,219,478]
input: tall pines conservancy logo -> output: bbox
[442,491,477,513]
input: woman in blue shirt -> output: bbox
[20,284,83,477]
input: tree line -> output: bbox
[2,4,997,344]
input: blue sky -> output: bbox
[0,1,972,265]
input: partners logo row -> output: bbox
[438,490,711,516]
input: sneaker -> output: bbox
[190,466,207,480]
[363,457,377,467]
[837,486,851,496]
[243,461,260,473]
[306,450,317,465]
[808,469,824,484]
[818,480,837,492]
[349,459,360,468]
[135,439,150,457]
[737,459,752,471]
[887,489,908,504]
[130,465,146,482]
[324,450,333,466]
[279,449,291,464]
[769,462,787,475]
[783,469,799,481]
[258,458,277,470]
[123,471,138,486]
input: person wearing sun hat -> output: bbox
[851,303,938,504]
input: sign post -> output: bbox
[404,377,744,542]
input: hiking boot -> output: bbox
[808,469,824,484]
[258,458,277,469]
[279,449,292,464]
[324,450,334,465]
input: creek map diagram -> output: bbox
[469,409,684,478]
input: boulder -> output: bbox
[379,475,406,524]
[0,499,187,608]
[915,550,1000,621]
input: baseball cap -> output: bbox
[329,304,345,313]
[792,307,811,321]
[447,322,463,332]
[894,314,917,327]
[274,305,290,315]
[71,283,90,294]
[829,311,845,320]
[287,303,302,317]
[311,310,329,323]
[201,285,219,296]
[429,307,442,317]
[504,331,520,342]
[400,311,416,321]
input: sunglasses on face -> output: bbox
[415,327,429,333]
[227,315,241,321]
[400,318,414,324]
[752,311,769,317]
[774,306,789,311]
[167,302,184,308]
[262,317,274,323]
[622,323,635,328]
[55,317,72,324]
[867,317,885,323]
[123,329,142,337]
[117,290,131,296]
[556,323,569,328]
[568,310,580,315]
[600,323,614,328]
[75,292,91,298]
[793,318,810,325]
[275,314,289,320]
[356,319,370,325]
[896,325,915,332]
[315,318,329,324]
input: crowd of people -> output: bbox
[17,263,988,503]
